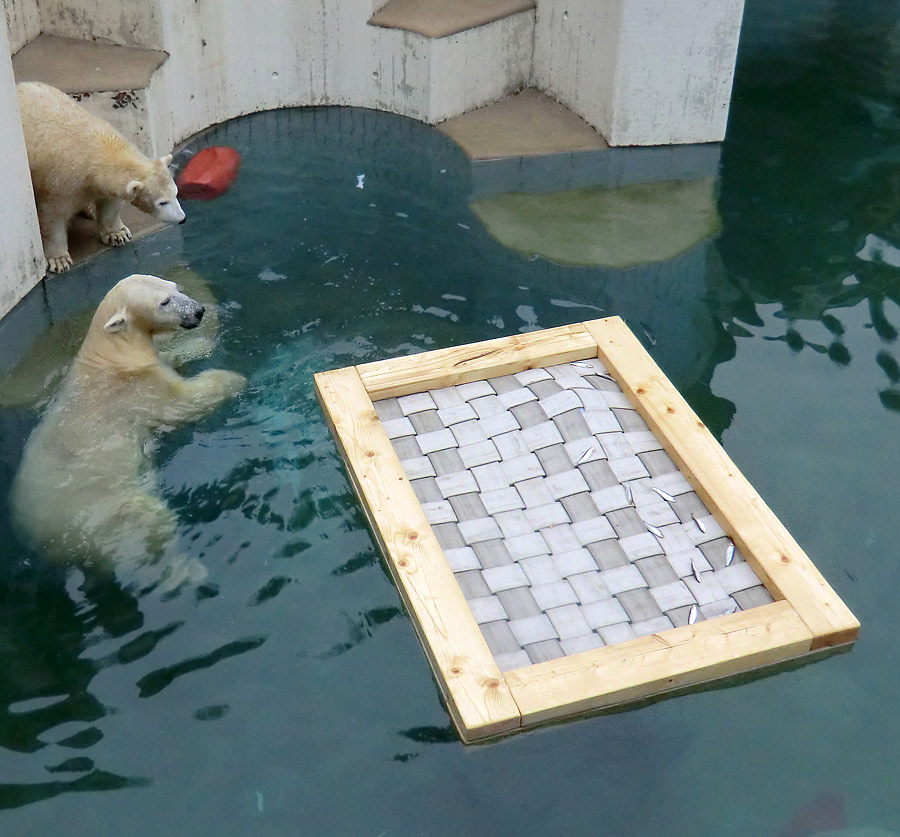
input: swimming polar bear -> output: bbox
[10,274,245,591]
[16,82,186,274]
[0,266,220,408]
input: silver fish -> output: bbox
[576,446,595,465]
[646,523,664,539]
[624,483,634,506]
[572,360,594,368]
[692,514,706,533]
[725,540,735,567]
[651,486,676,503]
[691,556,703,583]
[688,604,698,625]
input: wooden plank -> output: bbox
[505,601,813,727]
[356,322,597,399]
[315,367,521,741]
[584,317,859,650]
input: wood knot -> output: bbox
[780,554,790,564]
[667,406,676,414]
[364,450,376,459]
[407,531,418,541]
[636,387,646,395]
[368,410,379,422]
[450,666,463,676]
[397,559,409,568]
[486,678,500,689]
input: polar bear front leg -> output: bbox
[96,197,132,247]
[38,210,73,273]
[163,369,248,423]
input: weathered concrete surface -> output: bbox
[36,0,164,50]
[3,0,39,53]
[12,34,167,92]
[0,22,43,320]
[144,0,534,152]
[438,88,607,160]
[533,0,746,145]
[370,0,534,39]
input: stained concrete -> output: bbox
[370,0,535,39]
[12,34,167,92]
[66,204,163,268]
[438,89,608,160]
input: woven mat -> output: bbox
[375,358,772,673]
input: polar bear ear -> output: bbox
[159,154,173,168]
[104,307,129,333]
[125,180,143,199]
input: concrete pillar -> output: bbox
[0,21,43,319]
[3,0,40,53]
[533,0,745,146]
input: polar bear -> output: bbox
[16,82,186,274]
[0,266,220,408]
[10,274,245,590]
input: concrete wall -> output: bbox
[533,0,746,146]
[38,0,163,48]
[146,0,532,154]
[3,0,39,53]
[4,0,161,52]
[0,21,44,316]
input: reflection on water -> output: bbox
[0,2,900,831]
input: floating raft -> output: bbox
[315,317,859,742]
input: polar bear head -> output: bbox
[126,155,186,225]
[101,274,204,336]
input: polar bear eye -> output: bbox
[158,200,170,207]
[160,297,171,307]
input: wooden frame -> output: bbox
[315,317,859,742]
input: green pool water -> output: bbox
[1,1,899,833]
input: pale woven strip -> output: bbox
[375,359,773,672]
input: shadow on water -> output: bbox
[718,0,900,412]
[0,544,151,807]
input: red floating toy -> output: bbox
[176,146,242,201]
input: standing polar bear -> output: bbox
[16,82,186,273]
[11,274,245,590]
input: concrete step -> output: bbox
[437,89,721,205]
[370,0,535,39]
[12,34,167,157]
[437,88,607,161]
[369,5,534,125]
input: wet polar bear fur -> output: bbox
[11,274,245,590]
[16,82,186,274]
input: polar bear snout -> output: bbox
[155,197,186,225]
[180,304,204,330]
[170,294,204,329]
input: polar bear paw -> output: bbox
[156,556,209,594]
[210,370,248,396]
[101,226,132,247]
[47,254,73,273]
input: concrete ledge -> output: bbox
[370,0,535,39]
[12,34,167,93]
[438,88,607,160]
